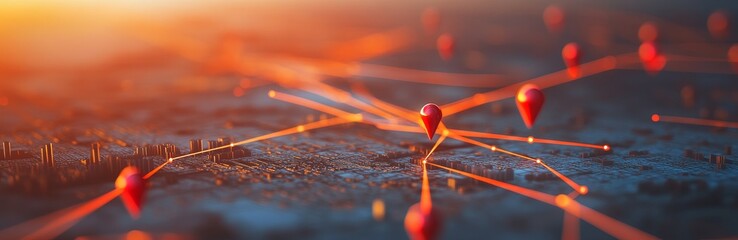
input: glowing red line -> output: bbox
[540,162,583,194]
[375,123,606,150]
[453,128,607,150]
[355,63,510,88]
[562,212,580,240]
[652,114,738,129]
[143,161,168,180]
[664,54,728,62]
[269,90,356,119]
[0,189,123,240]
[350,83,418,121]
[428,162,556,204]
[428,162,658,240]
[531,138,606,150]
[280,57,511,88]
[144,117,354,179]
[441,55,621,116]
[420,162,432,214]
[419,131,447,214]
[303,82,401,122]
[446,134,590,193]
[559,198,659,240]
[423,131,448,162]
[494,147,537,162]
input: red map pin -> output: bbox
[638,22,659,43]
[639,41,658,62]
[404,203,441,240]
[420,103,442,140]
[639,41,666,75]
[707,10,729,40]
[422,7,441,35]
[562,42,581,78]
[115,166,147,219]
[729,44,738,73]
[516,84,545,129]
[436,33,454,61]
[543,4,565,33]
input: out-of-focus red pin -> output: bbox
[543,5,565,33]
[115,166,146,219]
[516,84,545,129]
[638,22,659,43]
[708,10,729,39]
[436,33,454,61]
[639,41,658,62]
[422,7,441,35]
[729,44,738,73]
[639,41,666,75]
[404,203,441,240]
[420,103,442,140]
[562,42,581,78]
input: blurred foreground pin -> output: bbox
[516,84,545,129]
[638,22,659,42]
[422,7,441,35]
[728,44,738,73]
[639,41,666,75]
[543,4,565,33]
[116,166,146,218]
[420,103,442,140]
[562,42,581,78]
[436,33,454,61]
[708,10,729,39]
[404,203,441,240]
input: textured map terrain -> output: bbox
[0,0,737,239]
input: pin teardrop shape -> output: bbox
[420,103,442,140]
[404,203,442,240]
[516,84,545,129]
[115,166,146,219]
[543,5,565,33]
[436,34,454,61]
[639,42,666,75]
[562,42,581,78]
